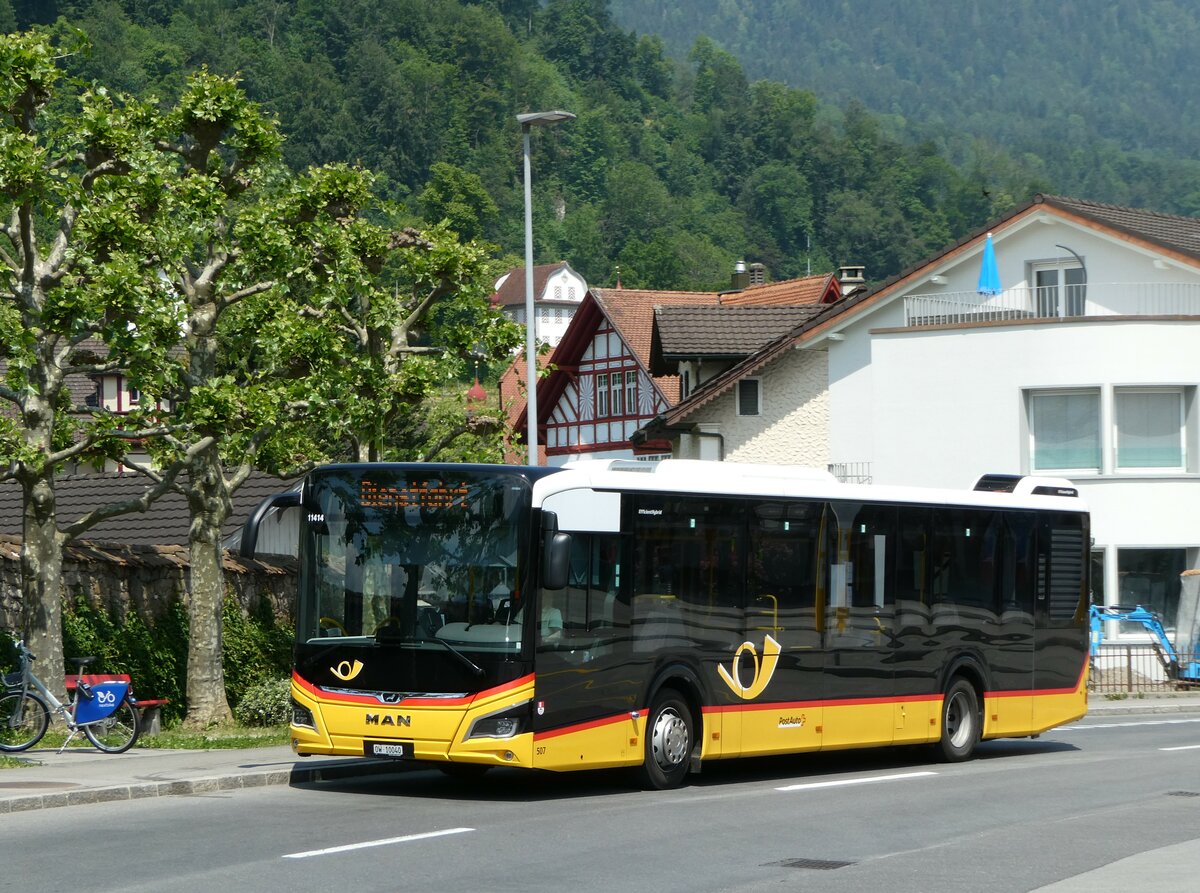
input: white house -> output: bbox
[643,194,1200,630]
[490,261,588,348]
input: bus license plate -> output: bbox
[366,741,411,759]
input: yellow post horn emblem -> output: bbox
[717,635,781,699]
[330,659,364,681]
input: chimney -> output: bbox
[748,262,766,286]
[731,260,750,291]
[838,265,865,296]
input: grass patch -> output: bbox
[138,724,290,749]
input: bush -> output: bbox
[233,676,292,726]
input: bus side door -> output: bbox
[822,502,897,749]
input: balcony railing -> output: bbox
[904,282,1200,327]
[828,461,872,484]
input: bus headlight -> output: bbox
[291,700,316,730]
[467,703,530,740]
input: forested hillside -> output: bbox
[610,0,1200,217]
[6,0,1053,289]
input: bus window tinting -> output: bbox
[632,496,743,650]
[748,500,824,636]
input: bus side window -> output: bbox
[897,508,929,605]
[748,500,823,637]
[540,533,627,650]
[834,502,896,610]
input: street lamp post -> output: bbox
[518,110,574,466]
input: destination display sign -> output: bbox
[358,479,471,511]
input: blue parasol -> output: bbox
[977,232,1001,295]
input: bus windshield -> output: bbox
[300,467,531,654]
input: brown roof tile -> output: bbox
[490,262,578,307]
[654,305,825,359]
[0,470,292,547]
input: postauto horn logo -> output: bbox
[717,635,781,699]
[330,659,364,682]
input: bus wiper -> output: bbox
[427,635,486,678]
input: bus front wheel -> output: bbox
[937,678,980,762]
[638,690,693,790]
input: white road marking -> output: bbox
[1159,744,1200,751]
[282,827,474,859]
[775,770,936,792]
[1058,717,1200,731]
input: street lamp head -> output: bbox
[517,110,576,129]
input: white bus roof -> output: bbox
[533,459,1086,513]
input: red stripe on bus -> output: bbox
[293,671,534,707]
[703,692,942,715]
[534,712,638,741]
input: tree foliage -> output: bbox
[37,0,1057,294]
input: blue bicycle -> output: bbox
[0,640,140,754]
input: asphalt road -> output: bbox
[4,713,1200,893]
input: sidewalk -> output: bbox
[2,694,1197,815]
[0,743,401,814]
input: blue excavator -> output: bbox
[1089,578,1200,684]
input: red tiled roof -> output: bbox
[592,287,723,373]
[720,273,840,306]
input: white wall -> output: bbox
[684,348,830,467]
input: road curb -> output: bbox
[0,758,401,814]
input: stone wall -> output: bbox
[0,535,297,633]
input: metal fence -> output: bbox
[904,282,1200,327]
[1089,645,1200,693]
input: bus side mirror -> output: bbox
[240,490,301,558]
[541,511,571,591]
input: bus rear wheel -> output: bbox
[638,690,693,790]
[937,678,980,762]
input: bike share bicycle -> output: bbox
[0,640,140,753]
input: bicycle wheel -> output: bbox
[0,691,51,752]
[83,694,140,754]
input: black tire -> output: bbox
[83,694,140,754]
[638,690,694,790]
[936,678,980,762]
[0,691,51,752]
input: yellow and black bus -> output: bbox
[242,460,1089,789]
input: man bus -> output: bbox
[241,460,1089,789]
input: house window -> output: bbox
[1029,390,1100,472]
[681,369,690,400]
[737,378,761,417]
[624,371,638,417]
[610,371,624,416]
[128,385,140,405]
[1118,548,1186,632]
[1033,263,1086,317]
[1115,388,1185,470]
[596,374,609,417]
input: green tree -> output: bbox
[300,221,521,464]
[0,31,195,695]
[417,161,498,241]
